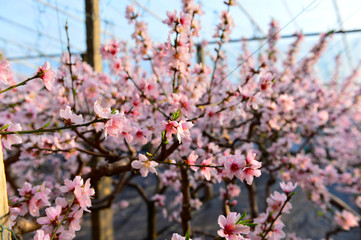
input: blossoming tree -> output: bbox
[0,0,360,239]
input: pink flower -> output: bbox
[176,120,193,143]
[241,150,261,185]
[334,210,360,230]
[171,233,192,240]
[267,191,291,214]
[218,212,250,240]
[29,184,51,217]
[56,226,76,240]
[73,178,95,211]
[8,205,22,227]
[100,39,122,58]
[17,182,50,217]
[119,123,134,143]
[34,230,51,240]
[318,110,329,125]
[163,10,177,27]
[37,61,55,91]
[104,113,124,138]
[151,194,166,207]
[110,58,123,75]
[68,210,83,233]
[120,200,129,209]
[125,5,139,23]
[131,154,158,177]
[190,198,203,210]
[37,205,62,225]
[60,177,95,212]
[259,71,275,91]
[133,128,151,145]
[60,106,83,125]
[269,222,286,240]
[55,197,68,208]
[280,181,298,194]
[227,183,241,199]
[0,57,10,85]
[200,158,214,181]
[60,176,83,193]
[185,151,199,171]
[94,101,111,119]
[162,120,179,139]
[18,182,33,198]
[1,123,22,150]
[223,155,246,180]
[176,12,191,33]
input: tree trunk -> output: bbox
[147,201,157,239]
[180,166,191,235]
[246,182,259,219]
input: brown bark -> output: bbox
[246,182,259,218]
[180,166,192,235]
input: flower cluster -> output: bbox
[60,106,83,125]
[1,122,22,149]
[249,182,297,240]
[10,176,94,240]
[0,56,11,85]
[221,150,262,184]
[217,212,250,240]
[36,61,56,91]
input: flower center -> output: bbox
[223,223,235,235]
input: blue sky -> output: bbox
[1,0,361,80]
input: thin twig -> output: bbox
[0,75,38,94]
[0,119,104,135]
[65,22,77,112]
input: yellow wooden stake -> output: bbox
[0,142,10,239]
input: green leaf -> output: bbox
[317,211,324,217]
[185,229,190,240]
[41,121,51,129]
[236,211,247,224]
[172,108,181,120]
[111,109,118,114]
[161,131,168,144]
[244,223,258,227]
[0,123,10,131]
[238,219,252,224]
[327,30,335,36]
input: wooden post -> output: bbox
[0,143,10,239]
[196,44,214,201]
[85,1,114,240]
[85,0,102,73]
[196,44,204,66]
[91,176,114,240]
